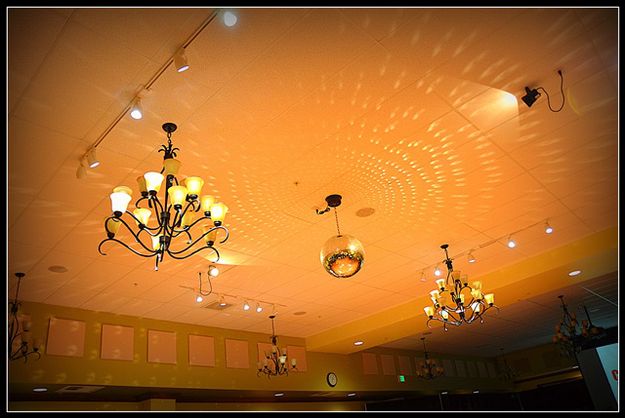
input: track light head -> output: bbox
[521,86,541,108]
[130,98,143,120]
[174,48,189,73]
[507,236,516,249]
[76,164,87,179]
[86,148,100,168]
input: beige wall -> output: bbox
[10,301,513,396]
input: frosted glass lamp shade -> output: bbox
[105,217,122,237]
[210,202,228,225]
[200,195,215,212]
[162,158,181,176]
[133,208,152,226]
[168,185,188,207]
[320,234,365,278]
[144,172,164,193]
[136,176,148,194]
[110,192,132,215]
[184,176,204,197]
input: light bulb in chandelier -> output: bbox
[98,122,230,271]
[317,194,365,278]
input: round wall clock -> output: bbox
[326,372,338,387]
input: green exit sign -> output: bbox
[398,375,406,383]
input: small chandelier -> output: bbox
[498,348,517,381]
[553,295,605,357]
[317,194,365,278]
[424,244,498,331]
[415,337,444,379]
[98,122,230,271]
[9,273,41,362]
[257,315,297,378]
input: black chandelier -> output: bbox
[98,123,230,271]
[553,295,605,357]
[424,244,498,331]
[9,272,41,362]
[416,337,444,379]
[498,348,517,381]
[257,315,297,378]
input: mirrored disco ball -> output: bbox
[320,234,365,278]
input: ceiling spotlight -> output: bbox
[507,236,516,249]
[256,303,263,313]
[434,265,442,277]
[419,271,426,282]
[208,265,219,277]
[467,251,476,264]
[521,86,541,108]
[568,270,582,277]
[243,301,250,311]
[353,340,364,346]
[129,98,143,120]
[86,148,100,168]
[545,221,554,234]
[219,295,227,307]
[223,11,238,27]
[173,48,189,73]
[195,295,203,303]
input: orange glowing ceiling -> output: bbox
[8,7,618,357]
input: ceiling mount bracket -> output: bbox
[316,194,342,215]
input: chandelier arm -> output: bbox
[98,238,158,258]
[122,210,163,234]
[444,309,463,324]
[167,225,229,255]
[167,245,220,262]
[180,212,212,230]
[100,216,160,255]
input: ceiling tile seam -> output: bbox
[179,9,315,132]
[8,10,74,118]
[337,8,412,45]
[7,140,89,233]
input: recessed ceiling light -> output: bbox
[274,392,284,397]
[441,391,448,395]
[48,265,68,273]
[355,207,375,217]
[473,390,480,394]
[347,393,356,397]
[32,387,48,392]
[353,340,364,346]
[568,270,582,277]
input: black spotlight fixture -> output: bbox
[521,87,541,107]
[520,70,565,112]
